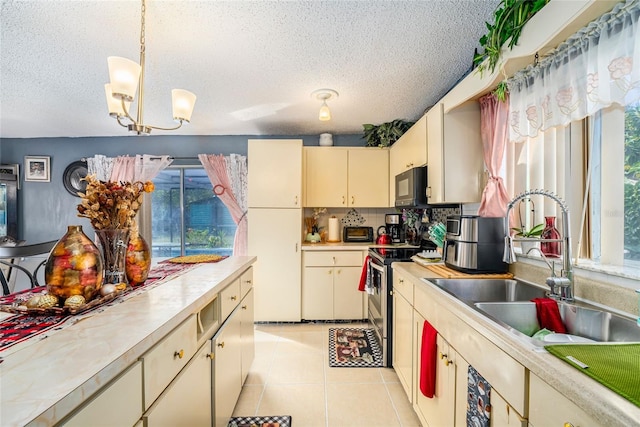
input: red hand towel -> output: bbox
[531,298,567,333]
[420,320,437,398]
[358,256,370,292]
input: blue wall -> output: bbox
[0,134,365,242]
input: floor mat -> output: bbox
[228,415,292,427]
[328,327,383,367]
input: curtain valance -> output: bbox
[508,0,640,142]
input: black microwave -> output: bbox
[395,166,428,207]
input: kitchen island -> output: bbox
[393,262,640,427]
[0,256,256,427]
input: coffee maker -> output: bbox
[385,214,403,244]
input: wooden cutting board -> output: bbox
[425,263,513,279]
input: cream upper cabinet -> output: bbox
[304,147,348,207]
[389,114,428,205]
[304,147,389,207]
[348,148,389,207]
[248,139,302,208]
[426,102,483,204]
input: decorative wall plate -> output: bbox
[62,160,88,197]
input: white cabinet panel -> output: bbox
[248,139,302,208]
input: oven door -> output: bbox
[367,257,386,348]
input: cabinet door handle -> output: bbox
[294,195,298,206]
[406,162,413,168]
[207,353,215,360]
[217,341,225,348]
[231,295,237,301]
[426,187,432,198]
[336,269,341,275]
[399,278,404,284]
[174,349,185,359]
[439,352,447,360]
[242,305,248,310]
[563,424,575,427]
[351,196,355,205]
[342,195,345,205]
[295,243,298,252]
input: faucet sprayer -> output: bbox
[503,189,574,302]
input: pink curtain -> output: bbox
[109,156,136,182]
[198,154,248,256]
[478,93,511,218]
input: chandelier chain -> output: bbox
[140,0,146,55]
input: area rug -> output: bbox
[228,415,292,427]
[328,327,383,367]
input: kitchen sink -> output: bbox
[474,301,640,345]
[425,278,548,303]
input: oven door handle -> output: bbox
[369,259,385,274]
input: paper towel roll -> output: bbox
[328,216,340,242]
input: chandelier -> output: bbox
[104,0,196,135]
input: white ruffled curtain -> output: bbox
[86,154,172,182]
[508,0,640,143]
[198,154,248,256]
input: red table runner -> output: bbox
[0,259,223,357]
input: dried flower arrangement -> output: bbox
[77,175,155,230]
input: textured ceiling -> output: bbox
[0,0,499,139]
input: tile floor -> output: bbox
[233,321,422,427]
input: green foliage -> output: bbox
[511,223,544,238]
[474,0,549,75]
[186,228,233,248]
[362,119,415,148]
[624,104,640,257]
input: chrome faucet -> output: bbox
[503,189,574,302]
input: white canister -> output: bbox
[319,133,333,146]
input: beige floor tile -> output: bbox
[232,385,264,417]
[386,382,422,427]
[326,382,401,426]
[276,330,325,354]
[381,367,401,383]
[268,352,325,384]
[325,366,384,384]
[244,356,272,385]
[258,384,326,427]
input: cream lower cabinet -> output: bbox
[60,362,143,427]
[413,311,456,427]
[304,147,389,208]
[240,288,255,384]
[392,284,413,399]
[528,373,598,427]
[213,305,243,427]
[302,250,365,320]
[143,342,213,427]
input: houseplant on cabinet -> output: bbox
[362,119,415,148]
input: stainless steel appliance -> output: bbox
[0,169,18,239]
[385,213,403,243]
[343,226,374,243]
[443,215,507,273]
[395,166,427,208]
[367,245,422,367]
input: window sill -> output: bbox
[516,253,640,292]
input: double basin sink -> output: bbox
[423,277,640,347]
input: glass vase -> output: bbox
[45,225,103,301]
[95,229,131,285]
[126,233,151,286]
[541,216,561,258]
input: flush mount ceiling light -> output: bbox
[104,0,196,135]
[311,89,339,121]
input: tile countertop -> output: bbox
[394,262,640,427]
[301,242,420,251]
[0,256,257,427]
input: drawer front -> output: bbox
[529,373,598,427]
[142,315,197,410]
[304,251,364,267]
[221,279,241,321]
[394,273,413,302]
[62,361,143,427]
[240,267,253,299]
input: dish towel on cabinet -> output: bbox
[358,256,373,294]
[419,319,437,398]
[467,365,491,427]
[531,297,567,333]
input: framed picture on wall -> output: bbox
[24,156,50,182]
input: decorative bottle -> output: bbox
[126,232,151,286]
[540,216,561,258]
[45,225,104,301]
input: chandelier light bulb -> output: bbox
[319,100,331,121]
[311,89,339,122]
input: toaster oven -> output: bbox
[343,226,374,243]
